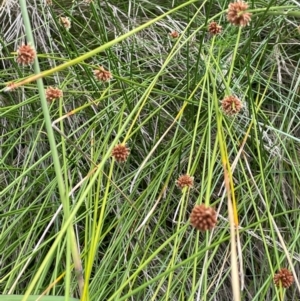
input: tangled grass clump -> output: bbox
[1,1,300,300]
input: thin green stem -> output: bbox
[18,1,82,300]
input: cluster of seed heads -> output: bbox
[10,2,296,290]
[12,2,249,116]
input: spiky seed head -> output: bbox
[16,44,36,66]
[221,95,243,116]
[274,268,294,289]
[227,1,252,27]
[190,204,217,231]
[94,66,112,82]
[45,87,63,102]
[208,22,222,35]
[111,144,130,162]
[176,174,194,190]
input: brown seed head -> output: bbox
[16,44,36,66]
[169,31,179,39]
[274,268,294,289]
[94,66,113,82]
[176,174,194,190]
[112,144,130,162]
[190,204,217,231]
[60,17,71,30]
[45,87,63,102]
[208,22,222,35]
[221,95,243,116]
[227,1,252,27]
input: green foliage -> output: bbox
[1,0,300,300]
[0,296,79,301]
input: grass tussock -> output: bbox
[1,0,300,300]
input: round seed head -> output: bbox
[274,268,294,289]
[176,174,194,190]
[221,95,243,116]
[208,22,222,35]
[16,44,36,66]
[45,86,63,102]
[111,144,130,162]
[227,1,252,27]
[94,66,113,82]
[190,204,217,231]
